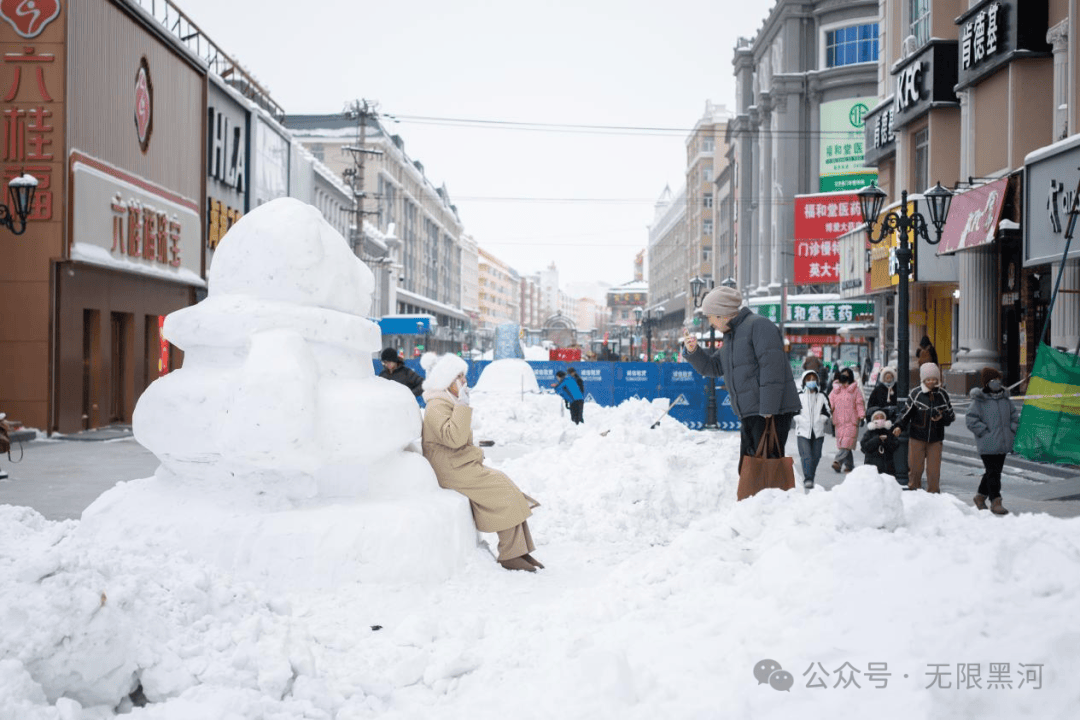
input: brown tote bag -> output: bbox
[736,417,796,501]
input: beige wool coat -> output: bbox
[421,396,538,533]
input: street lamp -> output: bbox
[856,180,953,402]
[690,276,718,429]
[635,306,658,361]
[1,173,37,235]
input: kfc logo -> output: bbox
[0,0,61,39]
[135,57,153,152]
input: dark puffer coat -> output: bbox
[379,364,424,397]
[685,307,801,419]
[965,387,1020,455]
[895,385,955,443]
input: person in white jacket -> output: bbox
[792,370,831,489]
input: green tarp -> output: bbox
[1014,343,1080,465]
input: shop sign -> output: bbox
[752,301,873,325]
[786,335,842,345]
[609,292,646,306]
[2,40,62,224]
[818,97,876,192]
[838,231,870,298]
[890,41,959,129]
[206,80,249,257]
[1000,255,1021,306]
[863,100,895,167]
[71,154,201,282]
[1023,135,1080,266]
[955,0,1051,91]
[937,177,1010,254]
[794,192,862,285]
[253,116,288,205]
[0,0,61,38]
[134,57,152,153]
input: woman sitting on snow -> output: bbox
[420,354,544,573]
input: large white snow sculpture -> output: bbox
[80,198,477,589]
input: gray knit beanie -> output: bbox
[700,286,743,317]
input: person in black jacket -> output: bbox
[893,363,954,492]
[861,409,900,478]
[866,365,899,420]
[566,367,586,424]
[379,348,424,397]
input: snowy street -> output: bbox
[2,390,1079,719]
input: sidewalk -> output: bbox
[3,423,1079,522]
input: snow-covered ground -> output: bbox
[2,384,1079,719]
[3,198,1077,719]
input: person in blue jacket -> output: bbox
[553,370,585,424]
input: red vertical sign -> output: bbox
[793,193,863,285]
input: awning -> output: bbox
[937,176,1012,255]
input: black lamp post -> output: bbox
[1,173,37,235]
[857,180,953,406]
[690,276,718,429]
[635,306,657,361]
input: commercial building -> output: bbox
[730,0,880,299]
[647,184,688,354]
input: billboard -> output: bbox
[793,192,863,285]
[819,97,878,192]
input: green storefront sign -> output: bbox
[819,97,877,192]
[754,302,874,325]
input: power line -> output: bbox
[387,112,875,139]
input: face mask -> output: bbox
[883,378,895,388]
[805,381,818,391]
[988,379,1002,392]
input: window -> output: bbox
[704,193,713,209]
[702,138,715,153]
[701,167,711,184]
[910,0,930,49]
[825,24,879,68]
[703,219,713,236]
[913,127,929,194]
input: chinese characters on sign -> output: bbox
[961,3,1002,71]
[793,194,863,285]
[755,302,873,325]
[3,45,57,221]
[109,192,182,267]
[872,107,895,151]
[207,198,241,251]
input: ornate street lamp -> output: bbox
[856,180,952,406]
[690,276,718,429]
[1,173,37,235]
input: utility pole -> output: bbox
[342,99,383,256]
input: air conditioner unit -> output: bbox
[902,35,918,58]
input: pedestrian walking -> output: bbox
[420,354,544,572]
[378,348,424,397]
[793,370,830,489]
[860,409,899,478]
[966,367,1020,515]
[828,367,866,473]
[553,370,585,424]
[567,367,586,424]
[802,352,825,387]
[866,365,899,420]
[917,335,939,367]
[682,285,801,470]
[893,362,955,492]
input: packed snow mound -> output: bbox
[208,197,373,315]
[473,359,541,394]
[0,506,310,711]
[522,345,550,360]
[87,197,478,593]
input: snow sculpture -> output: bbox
[81,198,476,589]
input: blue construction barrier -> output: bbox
[372,358,741,431]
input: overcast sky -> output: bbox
[176,0,778,289]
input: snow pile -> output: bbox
[522,344,550,360]
[472,358,541,395]
[0,506,315,714]
[81,198,476,592]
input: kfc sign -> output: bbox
[0,0,61,38]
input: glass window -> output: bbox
[826,23,879,68]
[910,0,930,48]
[702,138,715,153]
[703,219,713,236]
[704,193,713,209]
[914,127,929,194]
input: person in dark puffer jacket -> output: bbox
[966,367,1020,515]
[861,409,900,478]
[683,286,801,470]
[378,348,424,397]
[893,362,954,493]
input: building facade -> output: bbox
[686,102,732,292]
[647,185,688,352]
[731,0,880,300]
[477,247,520,348]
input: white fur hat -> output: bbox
[422,354,469,391]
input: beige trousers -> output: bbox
[908,439,943,493]
[496,520,535,561]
